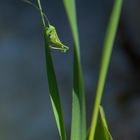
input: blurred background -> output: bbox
[0,0,140,139]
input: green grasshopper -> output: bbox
[46,25,69,53]
[23,0,69,53]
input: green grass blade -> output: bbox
[86,106,112,140]
[94,106,113,140]
[89,0,123,140]
[63,0,86,140]
[44,38,66,140]
[37,0,66,140]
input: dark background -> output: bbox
[0,0,140,140]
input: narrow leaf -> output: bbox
[63,0,86,140]
[89,0,123,140]
[37,0,66,140]
[94,106,113,140]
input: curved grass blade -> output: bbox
[88,0,123,140]
[94,106,113,140]
[37,0,66,140]
[63,0,86,140]
[87,106,112,140]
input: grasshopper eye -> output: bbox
[48,34,51,40]
[48,35,50,38]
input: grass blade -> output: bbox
[86,106,112,140]
[88,0,123,140]
[37,0,66,140]
[44,39,66,140]
[63,0,86,140]
[94,106,113,140]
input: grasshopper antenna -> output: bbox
[22,0,50,25]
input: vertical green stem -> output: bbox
[37,0,46,27]
[89,0,123,140]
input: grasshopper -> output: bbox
[23,0,69,53]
